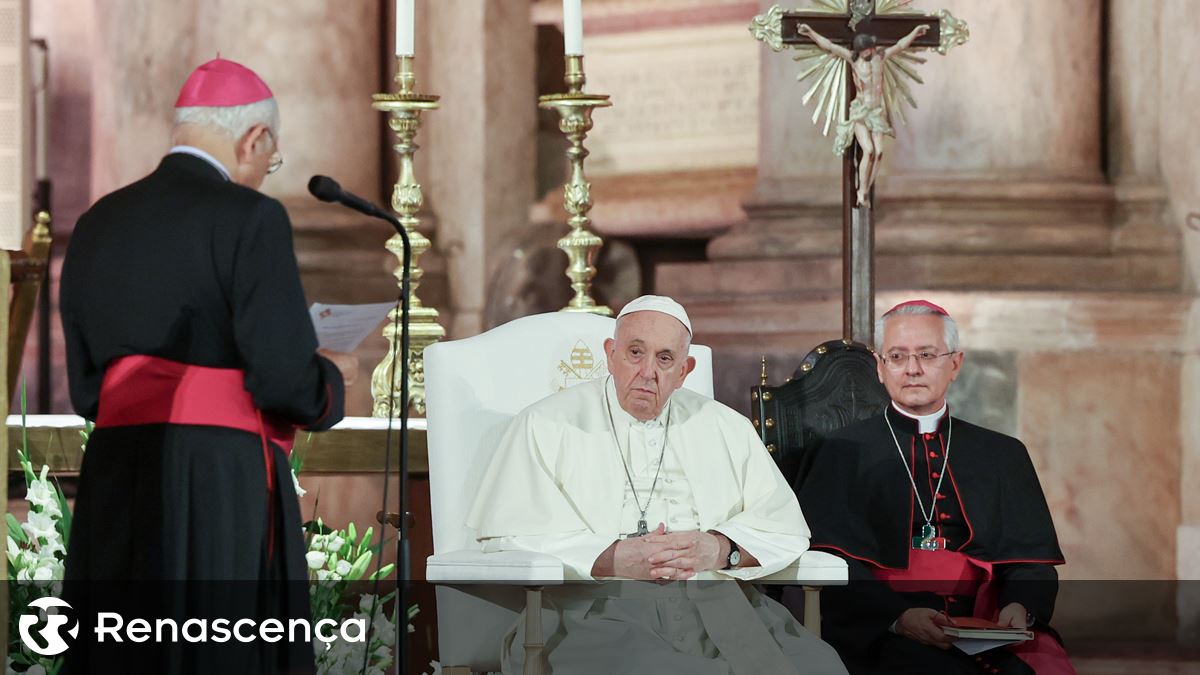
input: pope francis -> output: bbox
[467,296,847,675]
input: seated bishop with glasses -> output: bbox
[793,300,1077,675]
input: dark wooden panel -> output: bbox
[8,425,428,474]
[782,14,940,47]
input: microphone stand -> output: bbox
[322,195,411,672]
[374,211,412,674]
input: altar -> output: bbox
[6,415,433,573]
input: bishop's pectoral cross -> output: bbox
[751,1,968,344]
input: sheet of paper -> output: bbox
[309,302,396,352]
[952,638,1025,656]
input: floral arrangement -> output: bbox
[4,397,409,675]
[6,448,72,675]
[289,452,404,675]
[4,395,84,675]
[303,517,397,675]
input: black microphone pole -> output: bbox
[307,176,411,674]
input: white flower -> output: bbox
[21,511,57,543]
[309,534,326,551]
[38,539,65,559]
[358,594,377,613]
[26,468,59,509]
[291,469,307,498]
[324,535,345,553]
[305,550,327,570]
[335,559,352,577]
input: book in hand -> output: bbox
[942,617,1033,655]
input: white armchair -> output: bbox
[423,311,846,674]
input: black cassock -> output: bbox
[59,153,343,674]
[793,406,1066,675]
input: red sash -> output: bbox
[873,549,1077,675]
[95,355,298,559]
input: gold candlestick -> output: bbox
[538,55,612,315]
[370,55,443,416]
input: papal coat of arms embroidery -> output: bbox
[555,340,607,390]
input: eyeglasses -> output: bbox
[878,351,957,369]
[263,128,283,175]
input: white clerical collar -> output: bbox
[169,145,232,181]
[892,401,947,434]
[605,376,671,430]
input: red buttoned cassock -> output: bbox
[795,406,1076,675]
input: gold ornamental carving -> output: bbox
[538,55,613,316]
[370,55,444,417]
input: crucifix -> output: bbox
[751,0,968,344]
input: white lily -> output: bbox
[21,510,57,543]
[26,476,57,509]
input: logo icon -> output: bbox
[556,340,606,390]
[19,597,79,656]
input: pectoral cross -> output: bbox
[751,1,967,344]
[912,523,946,551]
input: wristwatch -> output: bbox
[726,539,741,569]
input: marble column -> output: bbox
[425,0,536,338]
[1107,0,1177,256]
[29,0,97,412]
[89,1,196,198]
[1124,0,1200,643]
[1160,0,1200,286]
[89,0,383,201]
[710,0,1127,264]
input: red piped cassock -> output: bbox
[59,151,343,675]
[795,406,1076,675]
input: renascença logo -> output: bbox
[19,597,79,656]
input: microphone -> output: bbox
[308,173,412,675]
[307,175,399,231]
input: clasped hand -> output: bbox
[613,523,723,581]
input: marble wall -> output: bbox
[424,0,536,338]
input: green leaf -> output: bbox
[20,377,30,462]
[53,482,72,549]
[367,563,395,581]
[347,550,372,580]
[7,512,29,544]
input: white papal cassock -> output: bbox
[467,377,848,675]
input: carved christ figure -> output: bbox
[798,22,930,206]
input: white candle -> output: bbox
[34,48,48,180]
[35,87,47,181]
[396,0,415,56]
[562,0,583,55]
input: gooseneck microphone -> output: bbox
[308,175,410,675]
[307,175,400,231]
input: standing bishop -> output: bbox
[60,58,356,674]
